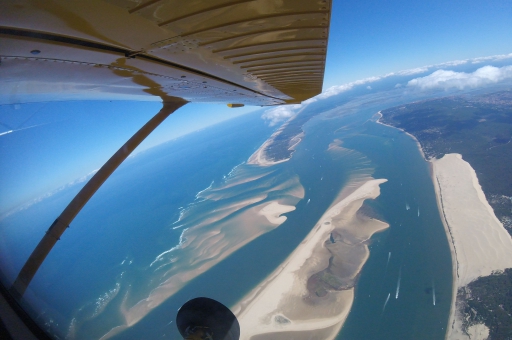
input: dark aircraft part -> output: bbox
[177,297,240,340]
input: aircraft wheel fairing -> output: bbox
[177,297,240,340]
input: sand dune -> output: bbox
[431,153,512,340]
[376,110,512,340]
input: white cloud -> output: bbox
[314,76,382,102]
[385,54,512,78]
[308,54,508,101]
[407,65,512,90]
[260,53,512,124]
[392,67,430,76]
[261,75,384,125]
[436,59,468,67]
[471,53,512,64]
[366,86,372,90]
[262,105,300,126]
[0,169,99,220]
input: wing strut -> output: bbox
[10,98,188,298]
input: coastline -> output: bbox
[430,164,458,339]
[376,110,512,339]
[375,111,428,160]
[247,133,289,166]
[431,154,512,340]
[376,110,460,334]
[233,178,389,340]
[248,120,303,167]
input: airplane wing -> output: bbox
[0,0,331,106]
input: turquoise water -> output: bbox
[1,93,452,339]
[329,106,453,340]
[106,97,451,339]
[1,111,277,338]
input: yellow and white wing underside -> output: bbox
[0,0,332,105]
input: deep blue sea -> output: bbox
[0,92,452,340]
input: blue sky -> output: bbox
[1,0,511,214]
[326,0,512,87]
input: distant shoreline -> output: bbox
[375,111,428,161]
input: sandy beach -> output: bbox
[431,153,512,340]
[234,178,389,340]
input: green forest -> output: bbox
[459,269,512,340]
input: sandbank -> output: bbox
[99,167,304,339]
[234,178,389,340]
[259,202,296,224]
[431,153,512,340]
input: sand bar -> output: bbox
[431,153,512,340]
[98,166,304,339]
[259,202,296,224]
[234,178,389,340]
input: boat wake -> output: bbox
[385,252,391,272]
[396,266,401,299]
[383,293,391,312]
[432,280,436,306]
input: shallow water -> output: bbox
[1,93,452,339]
[327,103,452,340]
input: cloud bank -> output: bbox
[260,53,512,125]
[310,53,512,103]
[407,65,512,90]
[262,105,300,126]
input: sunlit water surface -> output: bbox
[0,93,452,339]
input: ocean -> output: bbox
[0,92,452,340]
[329,104,453,340]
